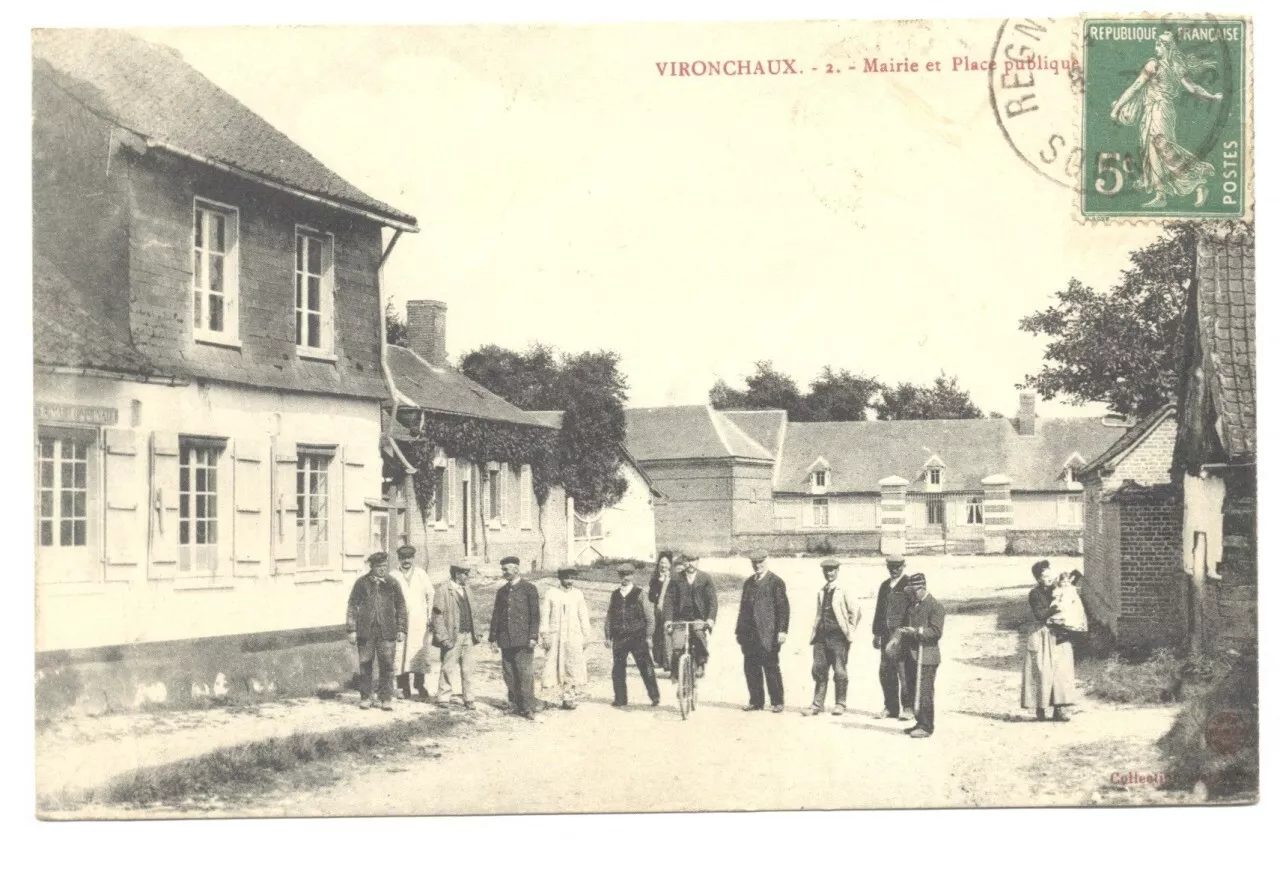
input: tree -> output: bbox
[385,302,409,348]
[876,373,985,421]
[1018,222,1200,417]
[459,343,629,515]
[710,362,880,421]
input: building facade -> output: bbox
[33,30,418,713]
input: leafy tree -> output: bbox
[711,360,804,413]
[800,367,882,422]
[876,373,985,421]
[385,302,409,348]
[459,344,629,515]
[1018,222,1199,417]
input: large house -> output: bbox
[33,30,417,712]
[626,393,1129,556]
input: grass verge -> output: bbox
[40,710,467,812]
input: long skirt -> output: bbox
[1021,625,1077,709]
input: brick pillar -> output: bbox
[878,476,908,556]
[981,474,1012,554]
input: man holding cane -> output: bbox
[894,572,945,739]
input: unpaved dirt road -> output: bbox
[160,556,1184,816]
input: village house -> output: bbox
[33,30,418,712]
[625,394,1128,556]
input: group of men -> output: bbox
[345,546,945,739]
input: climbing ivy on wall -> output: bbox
[396,412,561,513]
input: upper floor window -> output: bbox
[814,470,827,488]
[432,464,449,525]
[928,467,943,486]
[295,229,334,355]
[193,200,239,345]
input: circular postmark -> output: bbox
[988,18,1084,189]
[1205,709,1250,755]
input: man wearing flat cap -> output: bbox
[390,544,435,701]
[431,558,481,709]
[666,553,718,680]
[735,550,790,712]
[540,567,592,710]
[346,551,408,710]
[489,556,541,720]
[802,559,861,716]
[892,572,945,739]
[871,554,913,720]
[605,562,661,707]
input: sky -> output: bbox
[134,19,1164,418]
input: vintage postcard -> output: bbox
[32,13,1257,819]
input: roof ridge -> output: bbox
[710,407,774,460]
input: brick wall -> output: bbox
[1117,493,1185,646]
[125,150,387,399]
[731,531,881,556]
[1081,477,1121,634]
[731,461,777,535]
[643,460,735,555]
[1106,418,1176,489]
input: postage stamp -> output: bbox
[1079,16,1250,220]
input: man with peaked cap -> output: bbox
[893,572,945,739]
[346,551,407,711]
[489,555,541,720]
[802,559,861,716]
[735,550,790,712]
[871,554,913,720]
[605,562,661,707]
[666,552,718,680]
[431,557,481,710]
[390,544,435,701]
[540,567,592,710]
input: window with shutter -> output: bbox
[295,447,333,569]
[341,449,368,572]
[149,431,181,578]
[233,439,269,568]
[273,440,299,570]
[102,428,142,581]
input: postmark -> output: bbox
[1205,709,1250,755]
[1079,16,1249,220]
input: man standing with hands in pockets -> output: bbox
[735,550,790,713]
[489,556,541,720]
[346,552,408,711]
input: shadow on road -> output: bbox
[953,708,1039,723]
[957,653,1025,673]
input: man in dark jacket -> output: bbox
[871,554,912,720]
[895,572,945,739]
[735,551,790,712]
[346,552,408,710]
[605,563,661,707]
[488,555,541,720]
[667,553,718,678]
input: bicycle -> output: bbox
[665,620,710,720]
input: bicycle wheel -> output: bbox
[677,653,693,719]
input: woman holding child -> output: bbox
[1021,560,1084,722]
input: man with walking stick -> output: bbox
[894,572,944,739]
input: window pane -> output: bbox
[296,274,303,309]
[307,313,320,347]
[196,520,206,543]
[60,519,72,546]
[209,294,224,332]
[195,209,204,248]
[207,521,217,545]
[73,520,86,546]
[196,468,206,492]
[40,461,54,488]
[209,254,224,292]
[296,311,303,345]
[179,493,189,518]
[40,440,54,460]
[296,236,305,271]
[40,521,52,546]
[194,252,205,290]
[40,491,53,517]
[195,495,205,518]
[72,460,87,488]
[70,441,87,461]
[307,276,320,311]
[213,213,225,252]
[206,466,216,492]
[73,492,86,517]
[307,237,322,274]
[193,291,203,329]
[61,491,73,518]
[180,465,189,491]
[180,521,189,544]
[62,462,74,488]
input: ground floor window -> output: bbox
[179,439,223,573]
[927,496,946,526]
[812,497,830,527]
[966,496,984,525]
[37,433,90,548]
[296,450,331,568]
[1058,494,1083,526]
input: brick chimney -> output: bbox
[1016,391,1037,436]
[405,300,447,366]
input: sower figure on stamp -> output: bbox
[802,558,861,717]
[871,554,913,721]
[540,567,592,710]
[346,552,408,711]
[893,572,945,739]
[605,563,661,708]
[667,553,717,680]
[735,550,790,713]
[431,558,480,710]
[390,545,435,701]
[488,555,541,721]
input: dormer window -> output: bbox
[928,467,942,486]
[1060,452,1087,488]
[1064,466,1076,484]
[922,453,946,491]
[814,470,827,489]
[807,456,831,494]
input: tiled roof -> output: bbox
[32,29,417,229]
[774,416,1126,494]
[1195,233,1256,462]
[721,410,788,458]
[1078,404,1176,478]
[388,345,550,427]
[625,405,774,462]
[33,252,160,377]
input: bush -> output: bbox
[1158,650,1258,800]
[1078,648,1184,703]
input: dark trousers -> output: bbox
[901,657,938,732]
[612,637,660,704]
[811,634,850,708]
[501,646,536,715]
[879,647,911,715]
[742,644,784,707]
[397,672,425,697]
[358,640,397,702]
[670,623,710,674]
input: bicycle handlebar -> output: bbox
[665,620,711,633]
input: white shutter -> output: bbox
[341,447,367,572]
[149,431,180,578]
[103,429,142,579]
[273,439,298,569]
[233,438,268,567]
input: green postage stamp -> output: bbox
[1080,17,1249,220]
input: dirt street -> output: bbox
[117,556,1185,817]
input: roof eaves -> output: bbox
[1078,404,1176,477]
